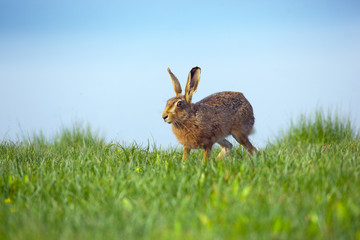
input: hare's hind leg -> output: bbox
[216,138,233,160]
[231,129,257,155]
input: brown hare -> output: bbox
[162,66,257,162]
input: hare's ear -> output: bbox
[168,68,182,96]
[184,66,201,103]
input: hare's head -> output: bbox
[162,67,201,124]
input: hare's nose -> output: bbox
[162,115,168,121]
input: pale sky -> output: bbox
[1,1,359,149]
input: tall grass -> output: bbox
[1,112,359,240]
[281,110,356,145]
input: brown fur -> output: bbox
[162,67,257,162]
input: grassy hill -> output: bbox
[1,112,359,240]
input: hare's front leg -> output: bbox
[202,147,212,163]
[182,148,191,161]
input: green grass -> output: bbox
[1,113,360,240]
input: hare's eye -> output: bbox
[176,101,183,108]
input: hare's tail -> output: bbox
[250,127,256,135]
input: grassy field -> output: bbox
[1,112,359,240]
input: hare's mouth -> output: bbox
[162,115,172,124]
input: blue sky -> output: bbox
[1,1,359,148]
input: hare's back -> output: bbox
[198,91,254,129]
[197,91,248,109]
